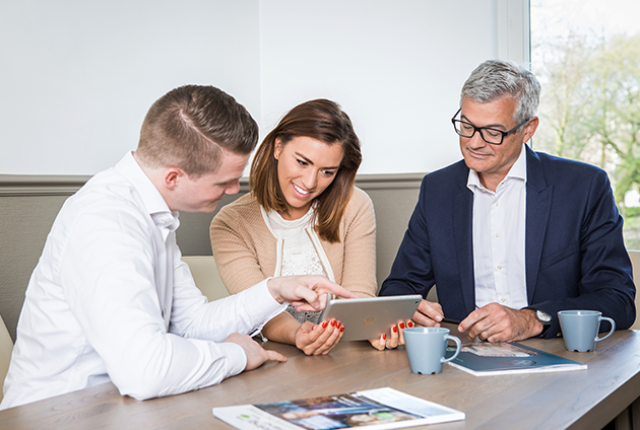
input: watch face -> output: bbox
[536,310,552,323]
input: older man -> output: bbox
[1,85,354,409]
[380,60,635,344]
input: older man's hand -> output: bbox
[458,304,543,342]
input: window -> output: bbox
[531,0,640,249]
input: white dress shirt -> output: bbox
[1,152,286,409]
[467,144,528,310]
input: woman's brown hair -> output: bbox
[250,99,362,243]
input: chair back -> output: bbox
[0,314,14,403]
[181,256,229,301]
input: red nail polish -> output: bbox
[330,320,336,327]
[408,321,414,327]
[382,333,387,340]
[393,325,398,333]
[399,322,405,329]
[340,326,345,332]
[336,321,341,329]
[312,325,316,330]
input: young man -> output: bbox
[1,85,354,409]
[380,60,635,344]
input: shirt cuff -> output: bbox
[217,342,247,377]
[244,278,288,335]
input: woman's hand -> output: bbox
[369,320,414,351]
[295,319,344,355]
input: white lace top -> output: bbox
[265,208,326,323]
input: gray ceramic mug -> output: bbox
[403,327,462,374]
[558,310,616,352]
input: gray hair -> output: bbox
[460,60,541,125]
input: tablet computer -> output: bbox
[318,295,422,341]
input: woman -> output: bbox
[210,99,377,355]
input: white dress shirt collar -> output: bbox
[467,144,527,192]
[114,151,180,232]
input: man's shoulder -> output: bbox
[44,169,156,255]
[62,169,150,223]
[531,149,608,183]
[420,159,469,189]
[534,150,601,171]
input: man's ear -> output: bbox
[522,116,539,144]
[163,167,183,190]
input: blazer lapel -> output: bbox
[525,146,553,302]
[453,172,476,316]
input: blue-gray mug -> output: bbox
[403,327,461,374]
[558,310,615,352]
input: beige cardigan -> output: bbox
[210,187,377,298]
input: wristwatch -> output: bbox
[533,309,552,327]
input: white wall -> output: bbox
[259,0,494,174]
[0,0,529,176]
[0,0,261,175]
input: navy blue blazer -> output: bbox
[380,145,636,338]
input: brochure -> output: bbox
[445,342,587,376]
[213,387,465,430]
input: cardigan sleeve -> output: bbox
[337,188,377,298]
[209,202,270,295]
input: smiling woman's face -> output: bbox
[274,135,344,220]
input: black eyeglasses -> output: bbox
[451,108,528,145]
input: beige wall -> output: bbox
[3,173,636,342]
[0,173,423,341]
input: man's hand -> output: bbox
[266,276,358,312]
[295,320,344,356]
[412,299,444,327]
[458,303,543,342]
[223,333,287,371]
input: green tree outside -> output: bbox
[534,33,640,249]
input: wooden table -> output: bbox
[1,326,639,430]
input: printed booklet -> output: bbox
[445,342,587,376]
[213,387,465,430]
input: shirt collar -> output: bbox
[114,151,180,232]
[467,143,527,192]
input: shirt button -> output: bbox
[497,265,502,270]
[500,298,506,303]
[495,233,500,238]
[495,201,500,207]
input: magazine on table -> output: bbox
[213,387,465,430]
[445,342,587,376]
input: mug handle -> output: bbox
[441,335,462,363]
[594,316,616,342]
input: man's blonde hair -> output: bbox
[137,85,258,177]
